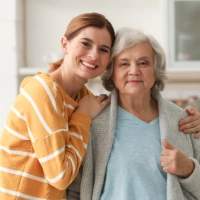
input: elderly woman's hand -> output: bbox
[160,139,194,178]
[179,106,200,139]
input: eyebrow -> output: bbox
[118,56,151,60]
[117,58,129,61]
[81,38,111,51]
[138,56,151,60]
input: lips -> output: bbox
[127,80,142,82]
[81,61,97,69]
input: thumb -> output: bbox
[162,139,175,150]
[184,106,195,116]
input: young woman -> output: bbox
[0,12,115,199]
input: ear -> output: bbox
[61,36,68,54]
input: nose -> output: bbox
[129,63,139,75]
[87,47,99,60]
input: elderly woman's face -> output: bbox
[112,42,156,96]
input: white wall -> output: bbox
[25,0,162,69]
[0,0,24,133]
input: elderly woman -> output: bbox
[67,28,200,200]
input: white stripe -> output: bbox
[20,88,52,134]
[54,128,68,134]
[46,168,66,183]
[84,143,87,149]
[66,123,69,130]
[70,132,87,149]
[66,145,82,161]
[0,144,36,158]
[67,155,76,174]
[34,76,58,112]
[5,124,29,140]
[63,102,75,110]
[70,132,83,140]
[39,146,65,163]
[0,166,47,183]
[27,127,35,142]
[11,106,26,121]
[0,187,45,200]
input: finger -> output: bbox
[162,139,175,150]
[179,116,198,126]
[161,149,170,156]
[182,125,200,134]
[194,131,200,139]
[179,121,200,131]
[162,166,171,173]
[97,94,109,102]
[160,155,169,162]
[160,161,169,167]
[100,97,111,106]
[184,106,195,116]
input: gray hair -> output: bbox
[101,27,167,92]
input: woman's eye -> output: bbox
[100,48,109,53]
[82,42,90,47]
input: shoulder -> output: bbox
[91,89,118,135]
[162,97,188,119]
[20,73,55,93]
[92,104,111,127]
[152,90,188,120]
[76,85,94,102]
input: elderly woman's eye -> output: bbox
[139,61,147,66]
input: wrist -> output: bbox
[183,160,195,178]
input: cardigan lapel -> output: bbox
[152,90,186,200]
[92,89,118,199]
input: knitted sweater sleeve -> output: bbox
[20,75,92,190]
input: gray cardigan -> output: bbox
[67,88,200,200]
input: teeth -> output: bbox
[82,61,96,68]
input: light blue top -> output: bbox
[100,106,167,200]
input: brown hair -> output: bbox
[48,12,115,73]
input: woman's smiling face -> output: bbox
[63,26,112,80]
[112,42,156,96]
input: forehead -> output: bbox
[116,42,154,60]
[75,27,112,46]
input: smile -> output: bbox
[81,61,97,69]
[127,80,142,83]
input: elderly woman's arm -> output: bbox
[179,106,200,138]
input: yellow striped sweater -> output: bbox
[0,73,92,199]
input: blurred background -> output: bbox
[1,0,200,132]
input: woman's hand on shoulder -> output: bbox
[179,106,200,138]
[75,94,110,119]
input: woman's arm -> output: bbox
[179,106,200,138]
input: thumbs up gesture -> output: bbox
[160,139,195,178]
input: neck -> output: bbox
[118,92,158,123]
[49,65,87,100]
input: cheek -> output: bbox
[112,73,121,86]
[103,55,111,66]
